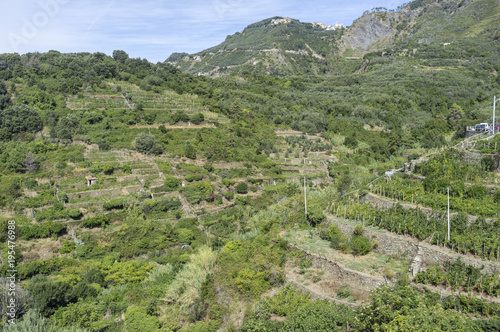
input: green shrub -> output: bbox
[121,164,132,174]
[337,285,353,299]
[163,176,179,191]
[181,181,213,204]
[124,305,159,332]
[185,142,197,159]
[81,214,110,228]
[353,225,364,236]
[59,240,76,254]
[185,174,204,182]
[103,199,125,210]
[67,209,83,220]
[203,162,214,172]
[236,182,248,194]
[103,164,114,175]
[350,234,372,256]
[323,224,347,249]
[177,228,195,244]
[224,192,235,200]
[190,112,205,125]
[307,205,325,226]
[22,222,67,240]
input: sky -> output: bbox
[0,0,409,63]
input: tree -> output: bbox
[22,151,38,173]
[55,114,79,140]
[0,104,42,138]
[336,173,352,193]
[283,300,346,331]
[191,112,205,125]
[185,142,197,159]
[134,133,162,155]
[0,278,32,319]
[2,309,58,332]
[344,133,358,149]
[26,278,77,317]
[0,80,11,110]
[112,50,129,64]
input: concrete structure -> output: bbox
[85,176,98,186]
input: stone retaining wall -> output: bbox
[289,243,389,291]
[461,151,500,170]
[332,220,500,275]
[67,181,163,200]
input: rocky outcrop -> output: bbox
[339,13,397,55]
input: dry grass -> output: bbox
[162,246,216,311]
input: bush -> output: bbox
[351,234,372,256]
[59,240,76,254]
[81,214,110,228]
[353,225,364,236]
[190,112,205,125]
[164,176,179,191]
[26,278,77,317]
[494,190,500,204]
[224,192,235,200]
[236,182,248,194]
[67,209,83,220]
[323,224,346,249]
[103,199,125,210]
[307,205,325,226]
[103,164,114,175]
[124,305,159,332]
[203,162,214,172]
[337,284,353,299]
[21,222,67,240]
[481,157,496,172]
[185,174,204,182]
[185,142,197,159]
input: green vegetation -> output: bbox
[0,0,499,329]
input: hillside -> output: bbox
[0,0,500,330]
[167,17,344,76]
[169,0,500,76]
[340,0,500,56]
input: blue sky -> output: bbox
[0,0,409,62]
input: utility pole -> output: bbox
[304,177,307,220]
[447,187,450,242]
[493,96,497,136]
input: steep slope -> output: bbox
[340,0,500,56]
[167,17,344,76]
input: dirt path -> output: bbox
[130,123,215,130]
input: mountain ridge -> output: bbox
[167,0,500,76]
